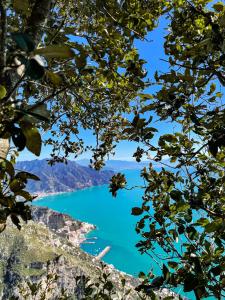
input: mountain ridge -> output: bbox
[77,159,150,171]
[16,159,114,194]
[0,206,180,299]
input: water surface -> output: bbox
[36,169,194,299]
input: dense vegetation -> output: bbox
[1,0,225,298]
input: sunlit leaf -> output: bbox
[34,45,74,58]
[20,122,42,156]
[13,0,30,15]
[46,71,62,86]
[213,2,225,12]
[0,85,6,100]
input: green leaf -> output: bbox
[210,83,216,93]
[20,103,50,124]
[195,218,209,227]
[104,281,113,291]
[208,141,218,157]
[28,104,50,122]
[9,179,25,193]
[13,0,30,15]
[15,190,33,201]
[138,93,154,100]
[0,85,6,100]
[216,92,223,98]
[0,223,6,233]
[205,219,223,233]
[131,207,143,216]
[162,134,177,143]
[11,214,21,230]
[15,171,40,181]
[26,59,45,80]
[46,71,62,86]
[20,122,42,156]
[1,160,15,178]
[0,196,14,208]
[168,261,178,269]
[213,2,225,12]
[170,190,182,201]
[34,45,74,58]
[163,264,170,281]
[148,290,157,300]
[138,271,146,279]
[11,33,35,52]
[12,127,27,151]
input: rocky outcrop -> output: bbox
[16,159,114,194]
[0,207,183,299]
[0,207,138,299]
[31,206,95,246]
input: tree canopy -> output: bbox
[0,0,163,225]
[1,0,225,299]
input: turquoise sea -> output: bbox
[36,169,196,299]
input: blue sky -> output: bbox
[19,17,173,161]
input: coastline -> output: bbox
[31,207,188,300]
[33,183,109,201]
[34,190,71,201]
[31,206,96,247]
[32,190,189,300]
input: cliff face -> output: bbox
[0,207,97,299]
[31,206,95,246]
[0,207,141,300]
[16,160,114,194]
[0,207,181,300]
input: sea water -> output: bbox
[35,169,198,299]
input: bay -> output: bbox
[35,169,194,299]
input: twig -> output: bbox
[2,74,25,104]
[160,59,214,72]
[47,16,67,45]
[176,143,208,168]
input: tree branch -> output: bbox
[25,0,52,46]
[0,139,9,161]
[0,2,7,80]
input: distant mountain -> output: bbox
[16,160,114,194]
[77,159,150,171]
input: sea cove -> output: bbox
[36,169,195,299]
[36,170,149,274]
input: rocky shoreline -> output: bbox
[31,206,187,300]
[0,206,187,299]
[34,191,71,200]
[31,206,96,246]
[33,184,107,201]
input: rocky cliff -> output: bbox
[0,207,182,299]
[16,160,114,194]
[31,206,95,246]
[0,207,140,299]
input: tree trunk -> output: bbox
[0,138,9,160]
[0,0,52,161]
